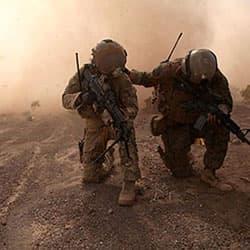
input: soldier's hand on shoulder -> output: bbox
[128,70,137,82]
[128,70,143,84]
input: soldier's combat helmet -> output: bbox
[181,49,218,83]
[91,39,127,74]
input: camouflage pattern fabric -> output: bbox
[131,58,233,124]
[130,58,233,175]
[161,123,229,177]
[62,65,140,182]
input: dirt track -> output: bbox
[0,104,249,250]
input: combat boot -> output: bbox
[118,181,136,206]
[201,168,233,192]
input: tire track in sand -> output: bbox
[0,144,41,225]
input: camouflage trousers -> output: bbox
[82,118,140,182]
[161,123,230,177]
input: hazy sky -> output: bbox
[0,0,250,111]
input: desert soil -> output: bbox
[0,104,249,250]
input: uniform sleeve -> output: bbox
[116,73,139,120]
[62,68,83,110]
[212,70,233,112]
[62,66,98,119]
[130,62,173,88]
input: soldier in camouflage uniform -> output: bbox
[130,49,233,191]
[62,39,141,206]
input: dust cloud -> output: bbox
[0,0,249,113]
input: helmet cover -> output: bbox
[92,39,127,74]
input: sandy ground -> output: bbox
[0,104,249,250]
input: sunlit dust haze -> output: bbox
[0,0,250,113]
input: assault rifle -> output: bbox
[76,53,131,163]
[179,80,250,145]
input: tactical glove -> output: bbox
[81,91,97,105]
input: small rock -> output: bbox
[1,218,7,226]
[108,209,113,215]
[88,208,96,215]
[64,224,72,230]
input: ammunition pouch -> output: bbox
[150,115,167,136]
